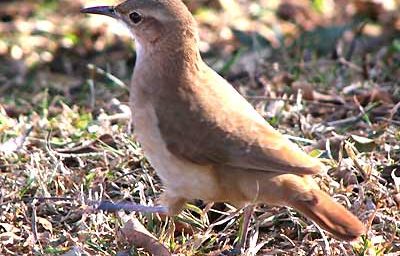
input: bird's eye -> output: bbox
[129,11,142,24]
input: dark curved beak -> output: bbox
[81,6,118,19]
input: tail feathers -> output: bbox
[289,189,365,241]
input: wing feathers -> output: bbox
[156,65,325,175]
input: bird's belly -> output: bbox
[131,101,219,201]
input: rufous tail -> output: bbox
[288,189,365,241]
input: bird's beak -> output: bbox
[81,6,118,19]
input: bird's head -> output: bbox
[81,0,198,47]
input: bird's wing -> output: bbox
[164,119,324,175]
[155,66,324,175]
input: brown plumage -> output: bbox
[82,0,365,243]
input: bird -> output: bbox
[81,0,365,249]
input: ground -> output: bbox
[0,0,399,255]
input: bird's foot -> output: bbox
[157,192,187,216]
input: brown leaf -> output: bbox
[271,72,294,91]
[158,214,194,236]
[0,232,23,246]
[37,217,53,234]
[355,87,394,106]
[291,81,345,103]
[0,223,19,233]
[291,81,315,100]
[118,217,171,256]
[354,0,385,21]
[277,1,320,30]
[350,134,377,152]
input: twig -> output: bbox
[28,196,168,214]
[375,117,400,126]
[338,244,349,256]
[87,64,127,89]
[326,114,363,127]
[88,65,96,109]
[338,57,363,72]
[113,168,143,182]
[246,95,352,109]
[278,233,295,247]
[235,205,254,251]
[31,199,39,243]
[325,103,377,127]
[314,224,331,256]
[306,244,319,256]
[389,101,400,120]
[97,201,168,214]
[335,21,367,86]
[344,141,369,179]
[31,196,76,203]
[284,134,315,145]
[346,22,367,61]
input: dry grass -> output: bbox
[1,0,400,255]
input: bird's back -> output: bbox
[146,61,325,175]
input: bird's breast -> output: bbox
[130,92,220,201]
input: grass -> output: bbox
[1,0,400,255]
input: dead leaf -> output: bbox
[0,232,23,245]
[391,168,400,192]
[0,126,32,155]
[354,0,385,20]
[118,216,171,256]
[37,217,53,234]
[291,81,345,104]
[305,136,344,159]
[277,1,320,30]
[291,81,314,100]
[350,134,377,152]
[0,223,19,233]
[60,246,84,256]
[355,87,394,106]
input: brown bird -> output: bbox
[81,0,365,248]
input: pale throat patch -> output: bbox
[114,18,144,66]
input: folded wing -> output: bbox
[156,65,324,175]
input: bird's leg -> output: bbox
[158,191,187,216]
[235,205,254,251]
[156,192,194,234]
